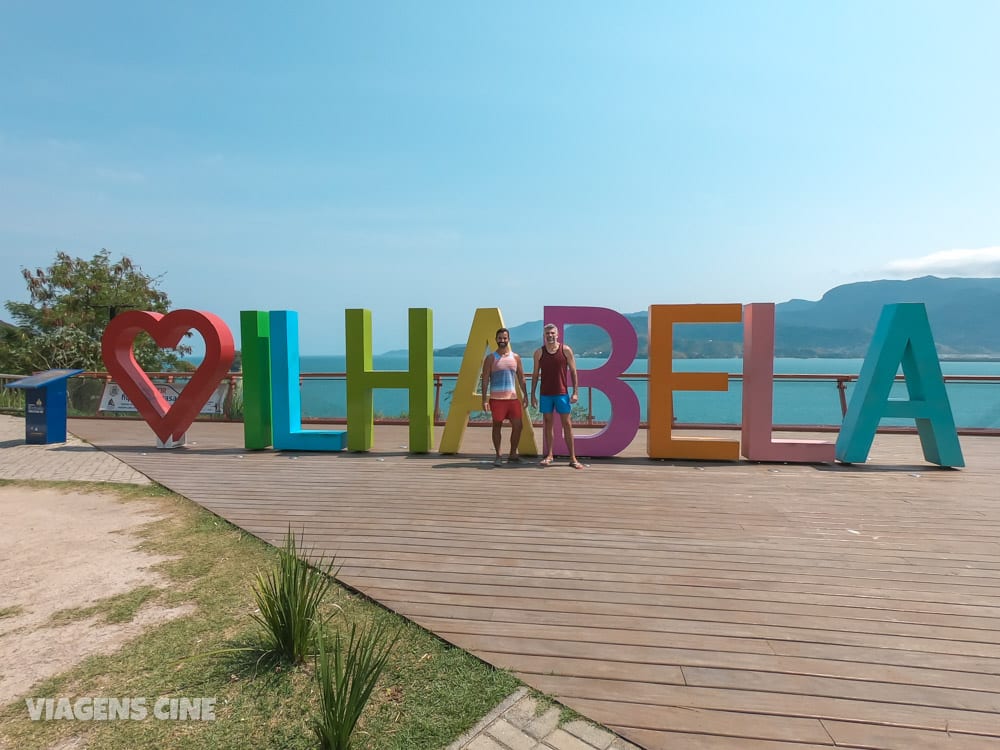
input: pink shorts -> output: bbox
[489,398,523,422]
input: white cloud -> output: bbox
[882,247,1000,278]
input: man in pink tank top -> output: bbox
[530,323,583,469]
[481,327,528,466]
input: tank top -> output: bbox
[539,345,568,396]
[488,351,519,400]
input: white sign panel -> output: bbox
[99,381,230,415]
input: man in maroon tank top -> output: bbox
[530,323,583,469]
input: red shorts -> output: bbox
[489,398,523,422]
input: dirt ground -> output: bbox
[0,485,194,708]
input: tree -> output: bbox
[1,249,191,374]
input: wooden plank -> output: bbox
[614,728,835,750]
[822,720,1000,750]
[524,674,1000,737]
[472,648,1000,695]
[679,666,1000,713]
[432,622,1000,676]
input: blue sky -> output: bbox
[2,2,999,354]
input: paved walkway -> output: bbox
[0,415,638,750]
[447,689,638,750]
[0,414,150,484]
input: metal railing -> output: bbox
[27,370,1000,435]
[571,372,1000,434]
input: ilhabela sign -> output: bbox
[100,303,965,467]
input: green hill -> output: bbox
[435,276,1000,358]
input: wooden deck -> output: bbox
[70,418,1000,749]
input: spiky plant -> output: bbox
[251,528,338,664]
[313,622,400,750]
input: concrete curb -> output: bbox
[445,688,642,750]
[444,687,530,750]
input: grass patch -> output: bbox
[527,690,584,729]
[530,690,557,717]
[48,586,162,626]
[0,480,520,750]
[558,703,586,725]
[0,605,24,620]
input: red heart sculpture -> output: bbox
[101,310,235,444]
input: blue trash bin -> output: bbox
[4,369,84,444]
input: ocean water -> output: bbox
[296,356,1000,429]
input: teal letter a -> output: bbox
[835,303,963,467]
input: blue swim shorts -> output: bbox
[539,394,571,414]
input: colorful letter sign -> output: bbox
[105,302,964,468]
[543,306,641,457]
[648,304,742,460]
[346,308,434,453]
[439,308,537,456]
[741,303,836,462]
[239,310,273,450]
[269,311,347,451]
[836,304,964,467]
[101,309,235,447]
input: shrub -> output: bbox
[313,622,400,750]
[251,528,338,664]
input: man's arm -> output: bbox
[481,355,492,411]
[530,348,541,407]
[515,354,528,405]
[564,345,580,403]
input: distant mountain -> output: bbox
[433,277,1000,358]
[773,277,1000,356]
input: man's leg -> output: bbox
[542,413,555,463]
[509,417,522,460]
[560,412,580,466]
[492,420,503,461]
